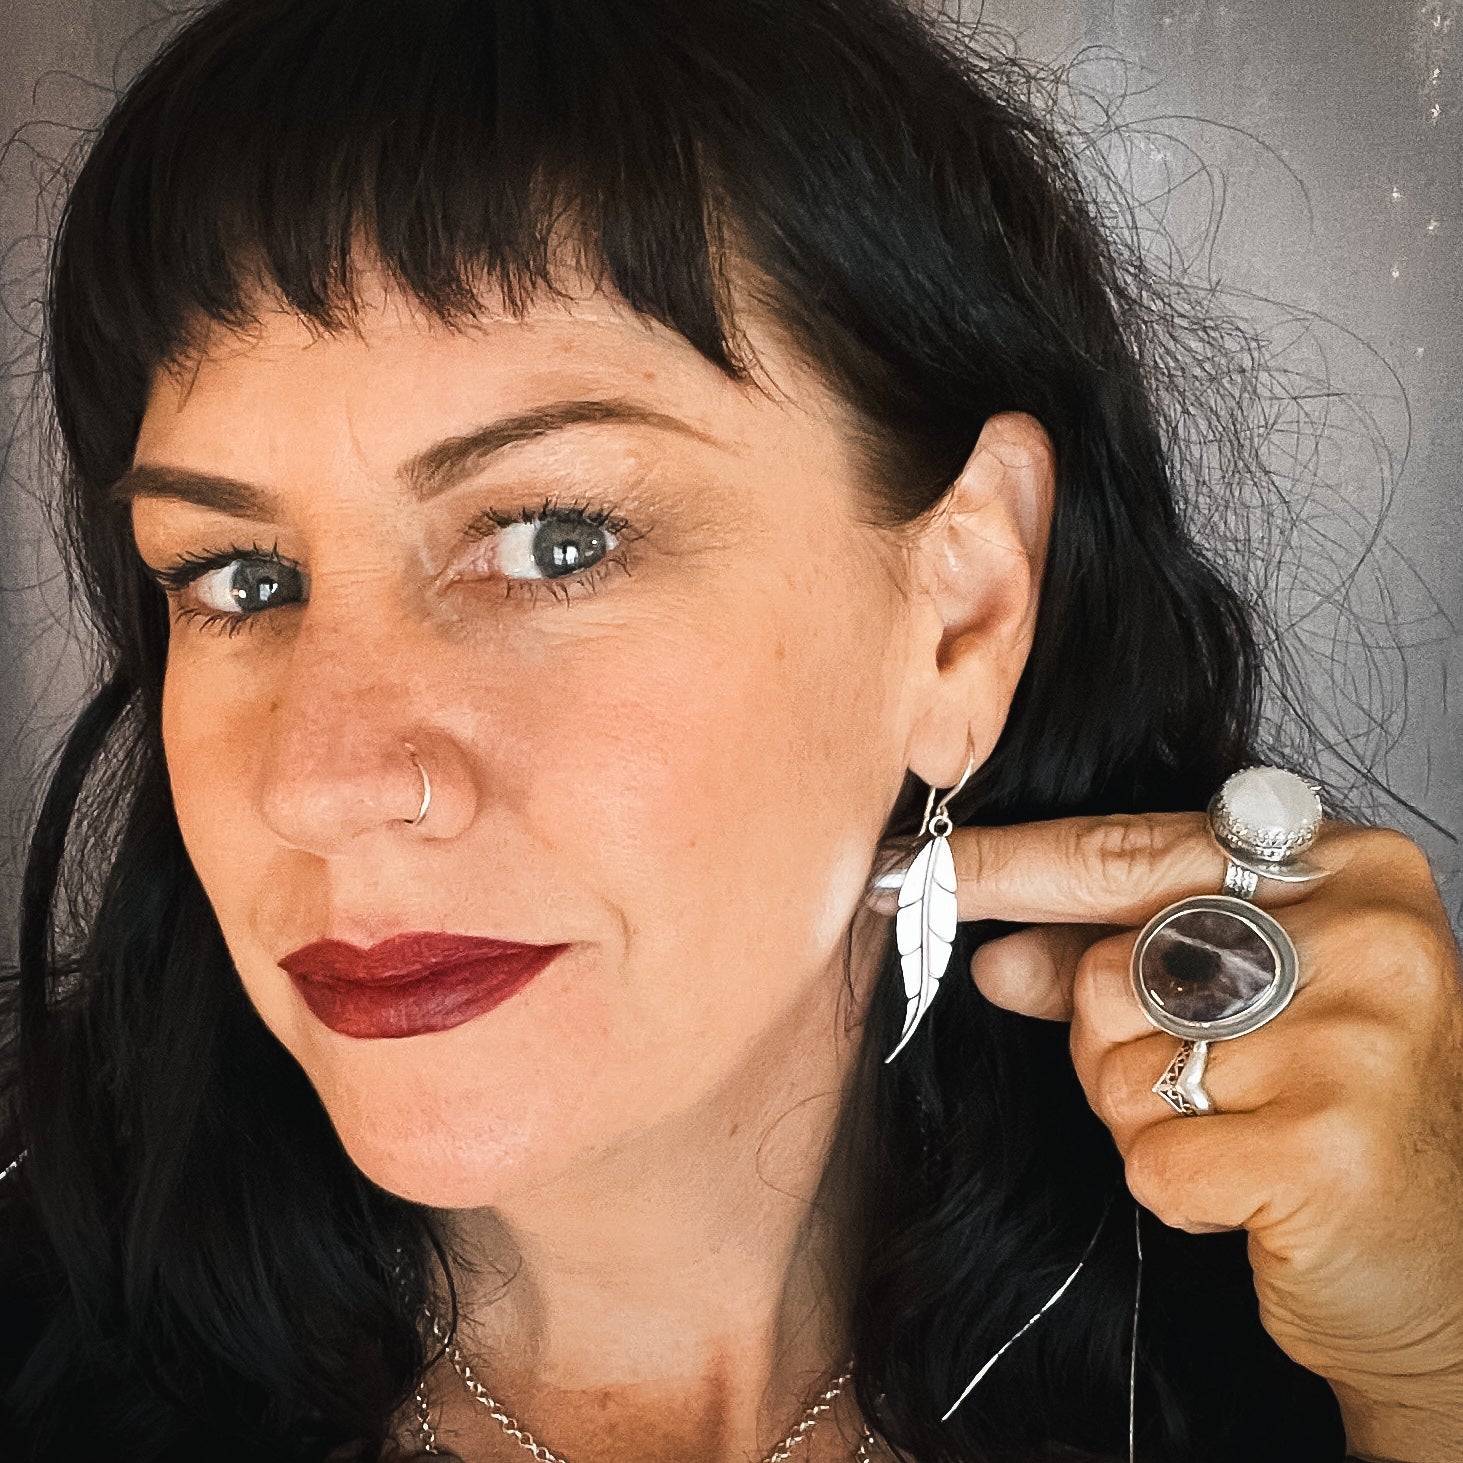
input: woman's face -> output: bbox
[125,275,968,1209]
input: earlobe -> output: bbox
[903,411,1055,788]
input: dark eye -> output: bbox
[190,558,305,616]
[492,514,620,581]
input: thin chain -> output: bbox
[11,1163,1103,1460]
[417,1301,569,1463]
[748,1362,856,1463]
[414,1300,876,1461]
[7,1155,1102,1460]
[3,1159,881,1457]
[1129,1197,1142,1463]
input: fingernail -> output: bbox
[863,884,900,916]
[864,845,914,916]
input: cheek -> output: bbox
[154,546,908,1208]
[161,648,261,912]
[535,563,906,1053]
[277,619,864,1210]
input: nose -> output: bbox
[253,614,477,853]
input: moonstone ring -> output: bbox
[1132,766,1325,1117]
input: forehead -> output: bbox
[127,271,870,535]
[144,291,721,438]
[133,268,845,482]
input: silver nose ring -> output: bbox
[403,745,432,826]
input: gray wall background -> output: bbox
[1,1,1459,956]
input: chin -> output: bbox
[319,1081,573,1209]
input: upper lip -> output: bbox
[278,931,566,987]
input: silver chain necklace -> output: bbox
[3,1156,1127,1461]
[411,1302,880,1462]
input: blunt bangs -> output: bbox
[51,0,746,474]
[50,0,988,488]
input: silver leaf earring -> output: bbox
[884,752,976,1063]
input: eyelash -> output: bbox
[146,496,641,637]
[148,537,299,639]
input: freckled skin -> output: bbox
[137,282,910,1208]
[131,272,1051,1461]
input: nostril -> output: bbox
[253,718,476,852]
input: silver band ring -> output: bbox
[1150,1035,1214,1116]
[1131,767,1324,1118]
[1222,861,1260,899]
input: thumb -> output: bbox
[970,923,1121,1021]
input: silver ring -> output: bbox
[1133,767,1323,1117]
[1150,1036,1214,1116]
[404,745,432,826]
[1222,861,1259,899]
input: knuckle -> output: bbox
[1365,827,1435,881]
[1333,902,1458,1008]
[1089,1046,1153,1129]
[1311,899,1395,956]
[1122,1125,1188,1227]
[1071,940,1118,1012]
[1392,920,1458,1003]
[1339,1017,1413,1088]
[1077,815,1174,906]
[958,825,1007,901]
[1350,900,1420,956]
[1294,1102,1399,1205]
[1294,1014,1411,1099]
[1331,826,1437,889]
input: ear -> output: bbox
[902,411,1054,790]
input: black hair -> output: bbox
[2,0,1349,1458]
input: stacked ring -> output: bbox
[1130,766,1328,1117]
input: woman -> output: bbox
[1,0,1460,1459]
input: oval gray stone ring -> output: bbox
[1131,766,1322,1113]
[1130,893,1300,1043]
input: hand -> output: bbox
[935,813,1463,1461]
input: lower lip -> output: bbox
[289,947,569,1039]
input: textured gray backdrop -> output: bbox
[2,0,1459,961]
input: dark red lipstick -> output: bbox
[280,932,570,1039]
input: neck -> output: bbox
[419,923,884,1463]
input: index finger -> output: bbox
[881,812,1329,926]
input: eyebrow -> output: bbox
[108,397,716,516]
